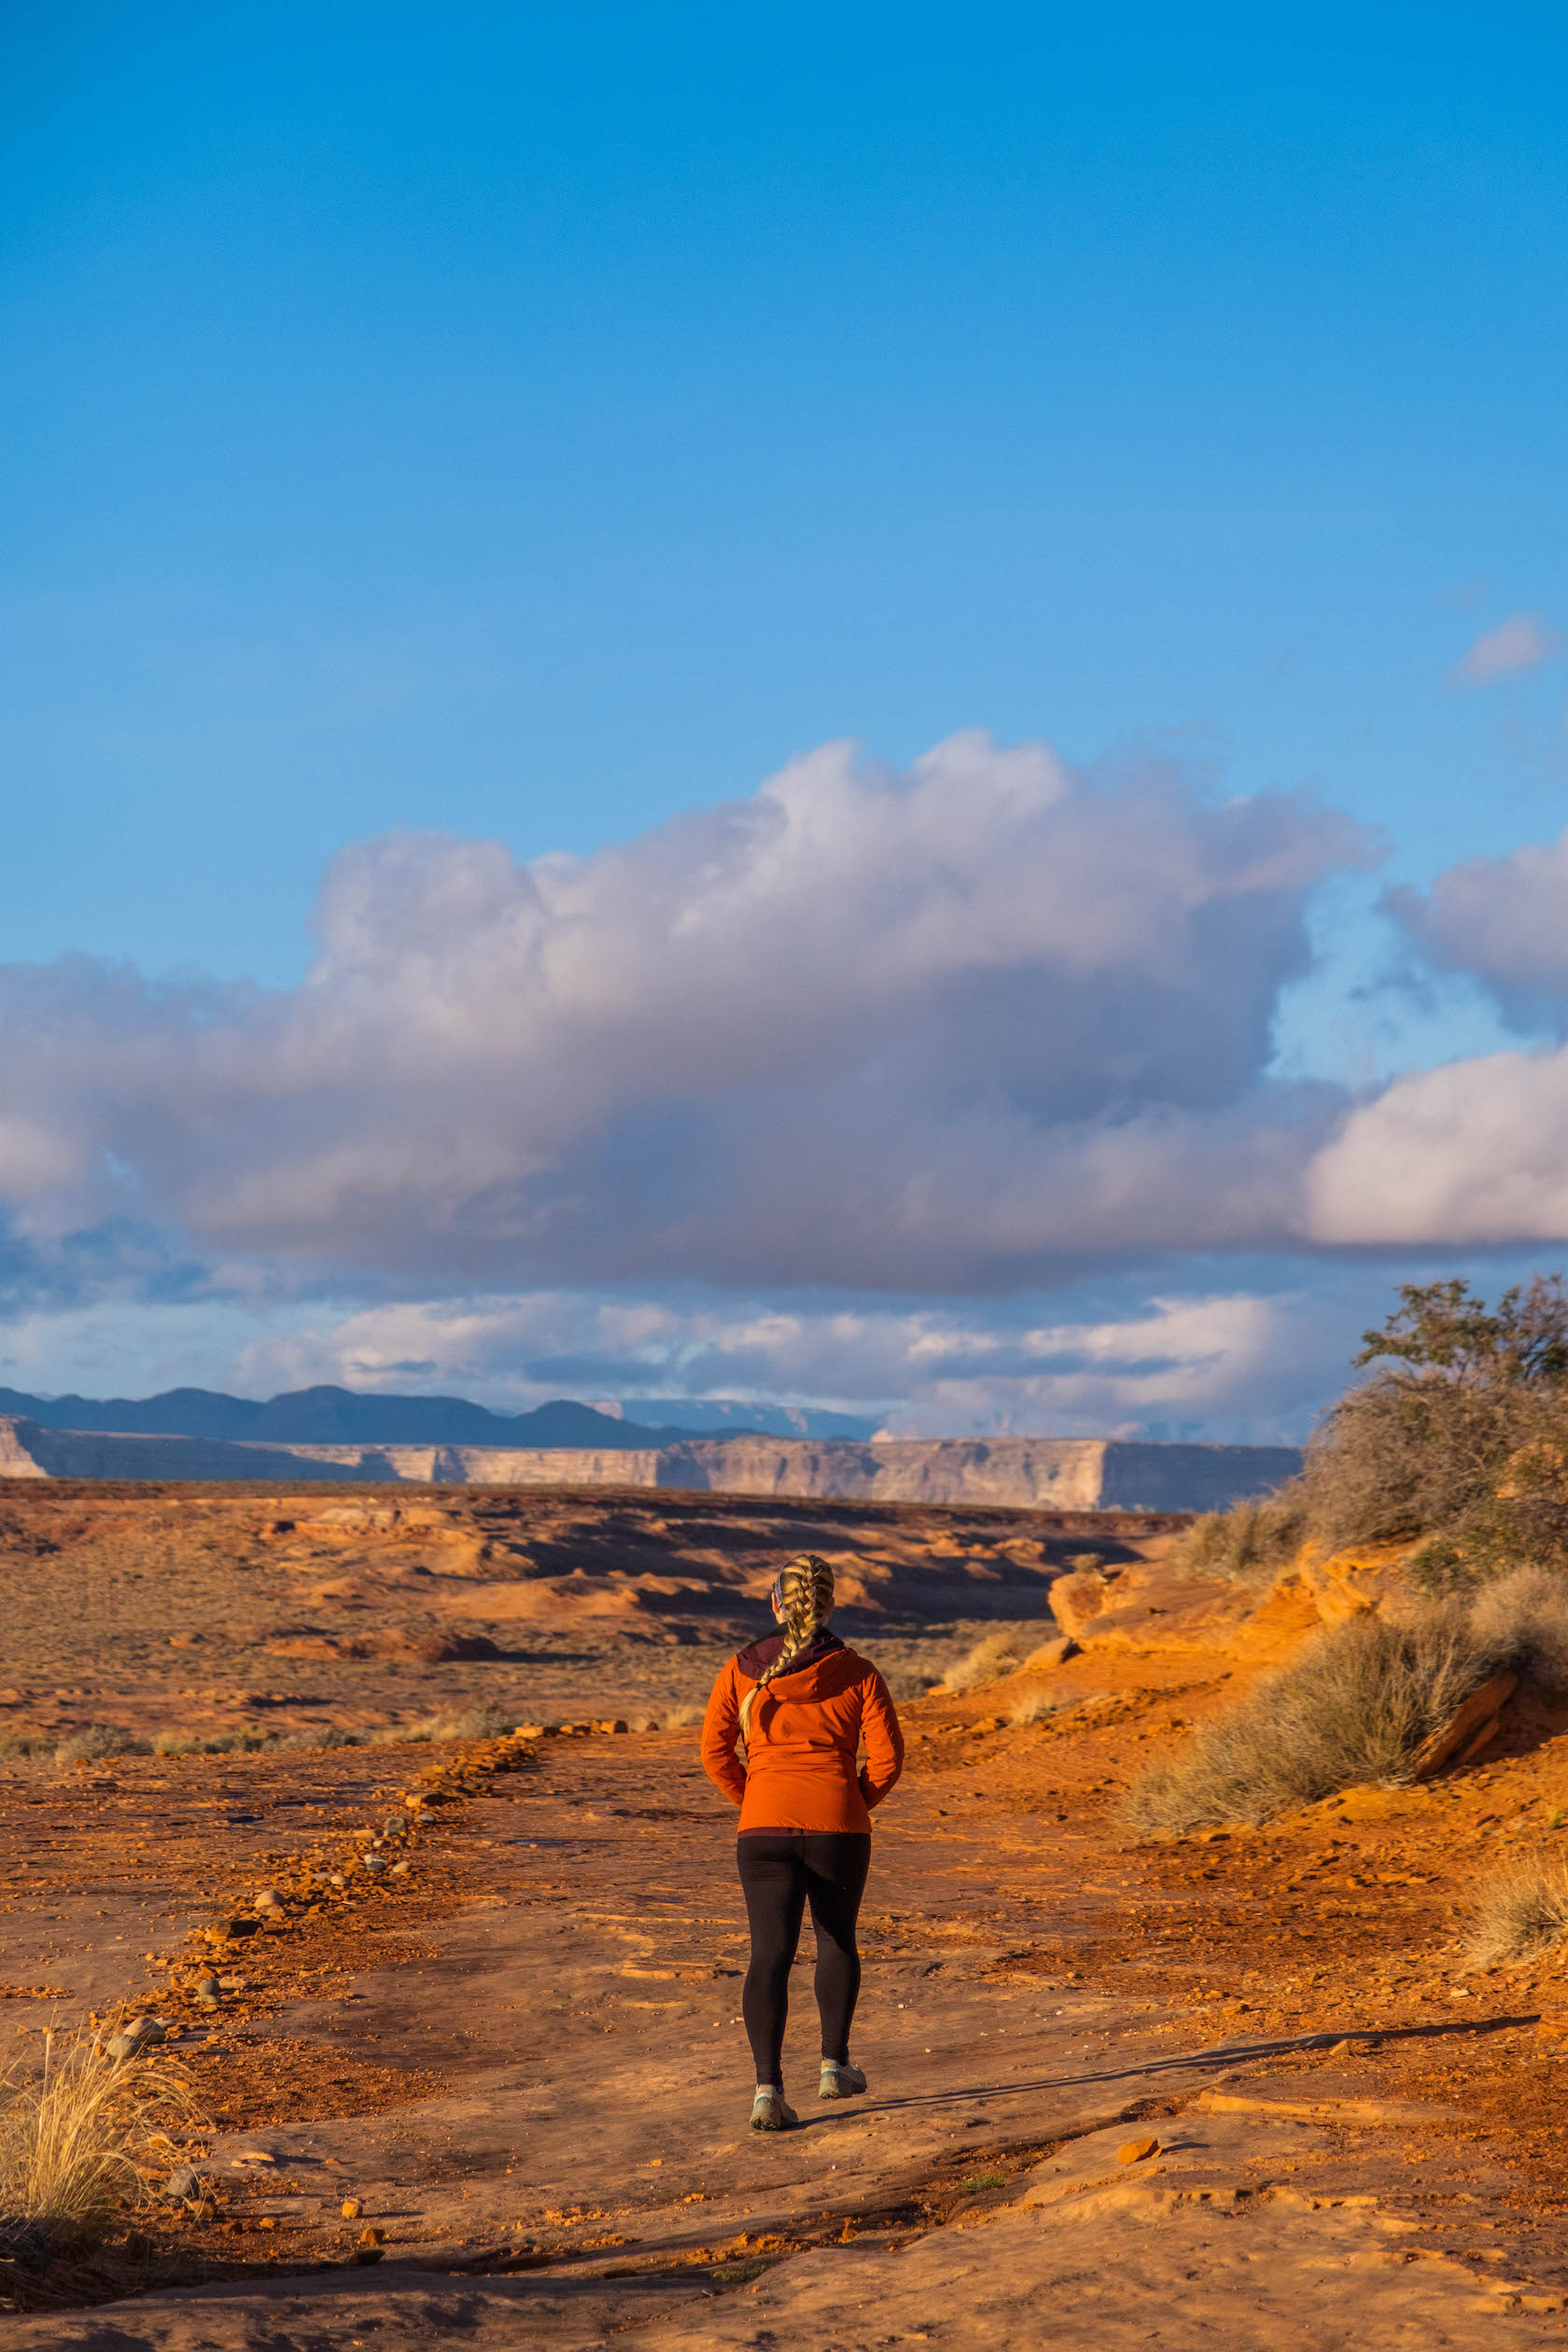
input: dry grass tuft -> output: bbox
[0,2026,197,2256]
[400,1705,518,1744]
[1177,1497,1305,1585]
[1465,1565,1568,1688]
[1007,1689,1060,1728]
[52,1726,149,1767]
[1123,1606,1492,1836]
[938,1628,1029,1695]
[1465,1855,1568,1967]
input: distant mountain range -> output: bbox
[0,1383,878,1448]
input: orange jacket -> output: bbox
[700,1632,905,1835]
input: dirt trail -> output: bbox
[7,1673,1568,2348]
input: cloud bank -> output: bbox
[0,732,1370,1295]
[8,726,1568,1434]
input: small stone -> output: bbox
[516,1724,546,1740]
[389,1859,411,1877]
[328,1872,345,1889]
[363,1854,387,1876]
[357,2223,384,2247]
[105,2032,141,2062]
[163,2164,203,2203]
[341,2196,363,2219]
[383,1814,407,1838]
[125,2015,166,2045]
[253,1889,285,1914]
[1116,2135,1160,2165]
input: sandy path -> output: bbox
[7,1724,1563,2346]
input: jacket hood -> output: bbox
[735,1628,846,1681]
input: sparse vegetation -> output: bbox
[0,2027,196,2257]
[1124,1602,1513,1835]
[1183,1276,1568,1594]
[1177,1496,1307,1585]
[403,1705,517,1743]
[1008,1689,1060,1727]
[1465,1855,1568,1967]
[938,1627,1029,1694]
[52,1726,149,1766]
[884,1667,943,1701]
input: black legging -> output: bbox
[736,1831,871,2088]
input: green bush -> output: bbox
[1179,1277,1568,1593]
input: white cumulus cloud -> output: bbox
[0,731,1369,1294]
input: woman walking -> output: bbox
[701,1552,904,2131]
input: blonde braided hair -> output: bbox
[737,1552,835,1747]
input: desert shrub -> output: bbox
[52,1726,148,1767]
[938,1628,1029,1695]
[401,1706,516,1743]
[1008,1689,1060,1728]
[1297,1277,1568,1579]
[1466,1565,1568,1689]
[0,2028,196,2256]
[1178,1495,1307,1585]
[1123,1605,1494,1835]
[1066,1553,1105,1575]
[884,1668,943,1701]
[1465,1855,1568,1967]
[661,1701,706,1729]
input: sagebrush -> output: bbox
[1465,1855,1568,1967]
[938,1628,1029,1694]
[1124,1568,1568,1836]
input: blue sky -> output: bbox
[4,4,1568,1433]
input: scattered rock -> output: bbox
[382,1813,408,1838]
[1116,2135,1160,2165]
[105,2016,166,2060]
[253,1888,285,1913]
[357,2223,384,2247]
[363,1854,387,1875]
[1413,1671,1519,1780]
[163,2165,204,2203]
[341,2196,363,2219]
[1023,1635,1080,1669]
[389,1859,411,1877]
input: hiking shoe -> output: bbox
[749,2088,799,2131]
[819,2060,867,2100]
